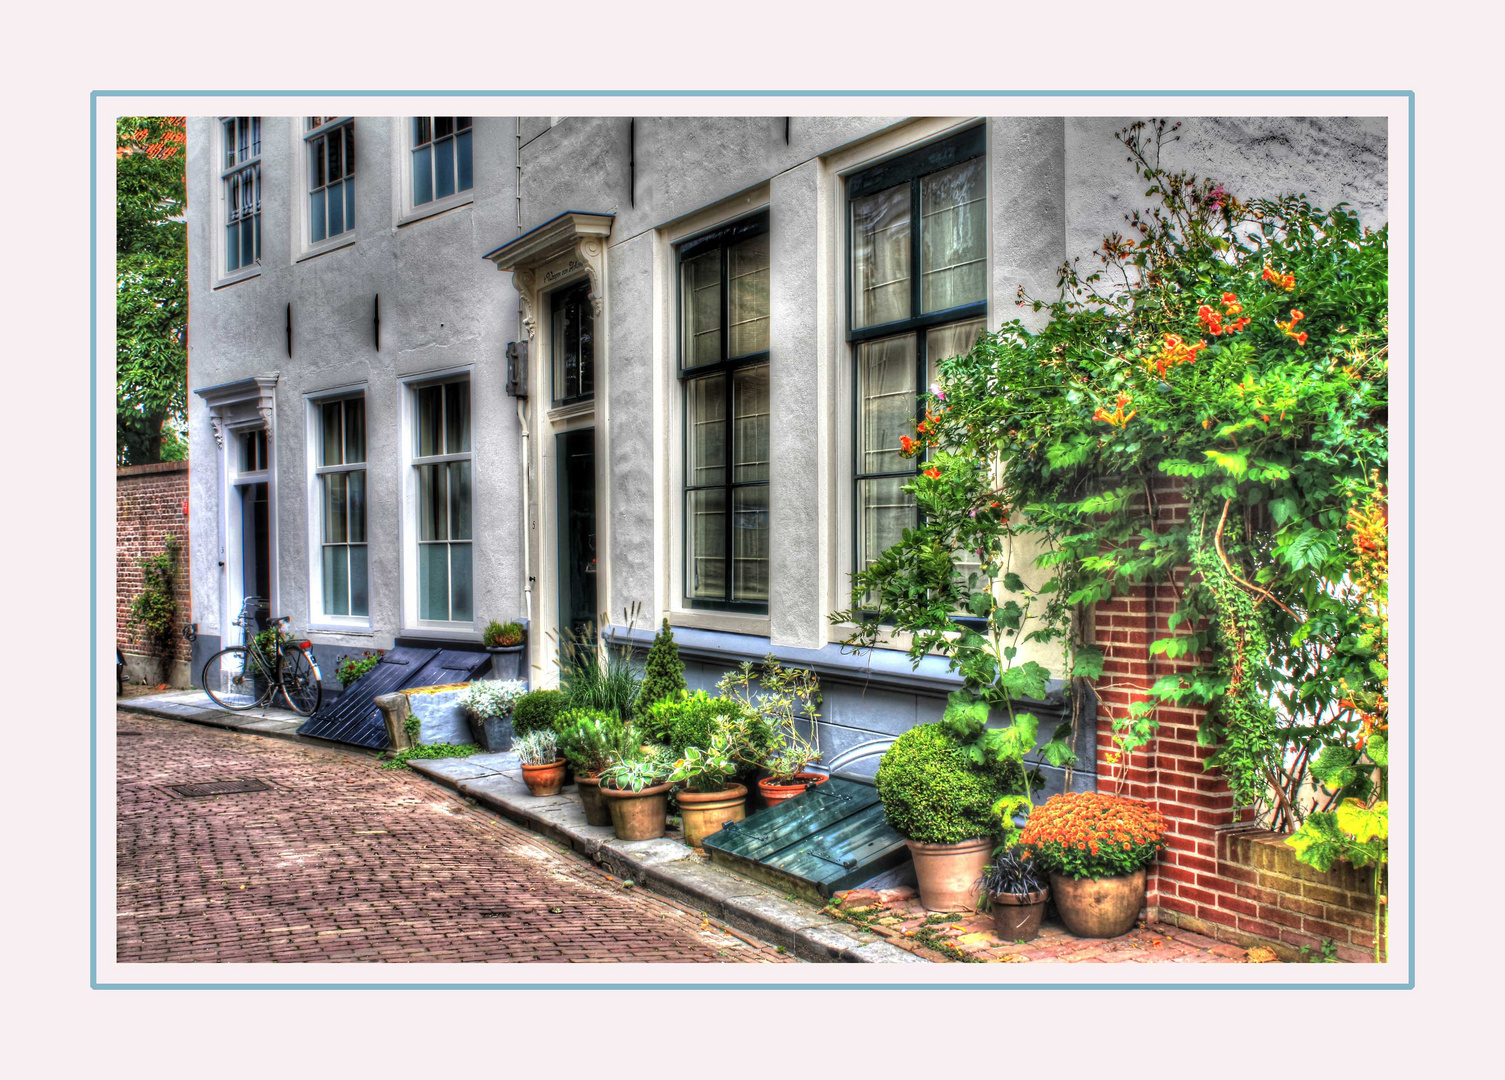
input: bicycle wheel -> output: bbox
[279,646,323,716]
[201,647,270,711]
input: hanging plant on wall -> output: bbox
[128,534,181,681]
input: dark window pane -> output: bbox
[687,488,727,600]
[417,385,442,456]
[449,461,471,541]
[312,138,325,189]
[322,402,343,466]
[328,129,343,179]
[418,543,449,621]
[323,473,347,544]
[687,374,727,487]
[457,130,473,192]
[681,251,721,368]
[733,485,770,602]
[345,125,354,175]
[418,463,446,541]
[323,545,349,617]
[344,398,365,463]
[414,116,430,146]
[347,471,367,543]
[435,137,455,199]
[310,190,326,243]
[413,145,432,205]
[435,116,454,139]
[444,380,470,454]
[733,364,769,484]
[327,180,344,236]
[349,544,369,618]
[457,116,472,130]
[449,543,472,622]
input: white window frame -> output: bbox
[397,116,476,226]
[298,116,357,261]
[305,386,371,631]
[399,366,477,637]
[215,116,262,288]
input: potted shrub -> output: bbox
[512,688,568,737]
[978,843,1050,941]
[636,618,687,713]
[458,678,528,752]
[665,732,747,849]
[514,730,566,797]
[717,655,824,806]
[335,650,382,689]
[1019,792,1167,938]
[556,707,633,827]
[875,722,1024,912]
[598,754,673,841]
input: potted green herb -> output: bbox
[1019,792,1167,938]
[458,678,528,752]
[598,754,673,841]
[665,731,747,849]
[717,655,823,805]
[555,707,633,826]
[482,620,527,680]
[875,723,1024,912]
[514,730,566,797]
[978,843,1049,941]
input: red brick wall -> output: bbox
[117,461,192,668]
[1087,477,1379,961]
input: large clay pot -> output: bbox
[1049,869,1147,938]
[991,887,1050,941]
[520,758,567,797]
[757,772,828,807]
[574,774,613,826]
[905,837,994,912]
[676,783,747,849]
[600,782,672,841]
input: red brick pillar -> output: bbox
[116,460,194,686]
[1089,478,1248,927]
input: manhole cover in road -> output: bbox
[169,779,272,798]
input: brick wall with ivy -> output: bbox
[1089,478,1380,961]
[117,461,192,667]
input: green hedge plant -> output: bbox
[512,689,568,736]
[875,723,1024,844]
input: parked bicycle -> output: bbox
[200,599,322,716]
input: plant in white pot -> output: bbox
[459,678,527,752]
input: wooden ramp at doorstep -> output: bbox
[701,778,908,904]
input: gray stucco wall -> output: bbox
[186,116,525,684]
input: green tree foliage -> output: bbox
[117,117,187,465]
[637,619,687,712]
[128,534,180,676]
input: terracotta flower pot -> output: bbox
[905,837,994,912]
[574,773,613,826]
[991,887,1049,941]
[676,783,747,849]
[520,758,566,797]
[600,782,671,841]
[1049,868,1147,938]
[757,772,828,807]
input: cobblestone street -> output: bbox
[115,713,795,964]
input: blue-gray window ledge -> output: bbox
[603,623,1082,714]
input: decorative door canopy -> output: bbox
[483,211,614,339]
[194,373,279,449]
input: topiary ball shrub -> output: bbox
[875,723,1021,844]
[512,689,568,737]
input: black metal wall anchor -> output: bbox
[286,302,292,358]
[373,294,380,351]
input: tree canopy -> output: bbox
[116,116,187,465]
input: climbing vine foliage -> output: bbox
[835,120,1388,826]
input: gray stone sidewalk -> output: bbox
[113,695,928,964]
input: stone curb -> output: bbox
[406,755,925,965]
[114,696,369,752]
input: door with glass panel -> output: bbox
[849,127,986,606]
[234,429,272,627]
[556,428,597,651]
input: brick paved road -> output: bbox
[116,713,796,964]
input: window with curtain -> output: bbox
[315,396,368,620]
[412,378,472,623]
[411,117,473,208]
[849,127,986,601]
[221,117,261,274]
[679,212,770,612]
[305,117,355,244]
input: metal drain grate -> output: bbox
[169,779,272,798]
